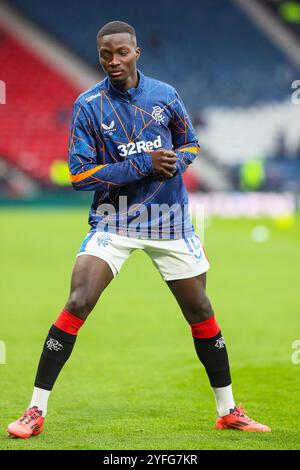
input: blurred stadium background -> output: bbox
[0,0,300,450]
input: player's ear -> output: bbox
[135,47,141,61]
[97,45,102,64]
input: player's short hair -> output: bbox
[97,21,136,43]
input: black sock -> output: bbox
[193,331,231,387]
[34,325,77,391]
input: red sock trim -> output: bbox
[54,309,84,335]
[190,315,220,339]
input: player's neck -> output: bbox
[111,70,139,92]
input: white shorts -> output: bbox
[77,231,210,281]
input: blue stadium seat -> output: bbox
[8,0,297,108]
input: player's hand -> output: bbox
[150,149,177,178]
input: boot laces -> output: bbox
[19,407,41,425]
[234,406,254,423]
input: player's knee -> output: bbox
[65,292,94,320]
[186,294,213,324]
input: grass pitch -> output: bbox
[0,208,299,450]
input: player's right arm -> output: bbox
[68,102,176,191]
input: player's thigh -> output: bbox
[167,272,207,310]
[167,273,213,323]
[146,236,211,323]
[67,254,114,313]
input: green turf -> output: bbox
[0,208,299,450]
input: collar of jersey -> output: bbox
[106,70,145,100]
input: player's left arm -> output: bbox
[169,92,200,175]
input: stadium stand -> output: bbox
[260,0,300,38]
[7,0,297,108]
[1,0,300,192]
[0,24,80,183]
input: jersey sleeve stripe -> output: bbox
[70,165,107,183]
[177,146,200,153]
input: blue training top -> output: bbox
[68,70,200,239]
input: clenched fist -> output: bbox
[149,149,177,178]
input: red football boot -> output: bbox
[7,406,44,438]
[216,406,271,432]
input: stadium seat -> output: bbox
[8,0,297,108]
[0,26,80,182]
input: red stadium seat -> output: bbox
[0,26,80,183]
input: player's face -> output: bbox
[98,33,140,86]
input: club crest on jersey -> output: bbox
[152,106,165,125]
[102,120,116,135]
[215,337,226,349]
